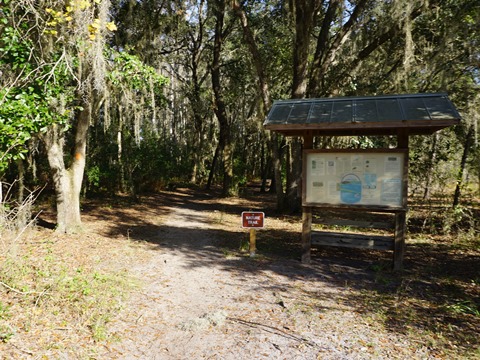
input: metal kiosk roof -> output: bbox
[264,93,460,137]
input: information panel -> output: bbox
[303,149,407,208]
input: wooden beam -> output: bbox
[312,231,394,251]
[315,219,394,229]
[394,211,406,271]
[301,134,314,264]
[249,228,257,257]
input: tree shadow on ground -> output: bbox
[81,187,479,356]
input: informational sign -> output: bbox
[241,211,265,228]
[303,150,406,208]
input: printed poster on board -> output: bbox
[304,151,405,208]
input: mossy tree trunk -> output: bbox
[211,0,235,196]
[43,99,100,233]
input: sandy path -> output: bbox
[104,206,322,359]
[103,203,431,359]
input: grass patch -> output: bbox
[0,232,136,356]
[352,251,480,359]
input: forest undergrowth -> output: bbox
[0,184,137,358]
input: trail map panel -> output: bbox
[304,150,406,209]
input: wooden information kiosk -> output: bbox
[264,93,460,270]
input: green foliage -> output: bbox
[0,323,14,343]
[418,202,479,247]
[408,132,464,197]
[0,88,70,169]
[0,7,73,174]
[133,136,189,183]
[109,50,169,94]
[83,49,171,195]
[445,299,480,317]
[234,159,248,188]
[86,130,191,195]
[441,205,478,241]
[0,27,32,71]
[86,165,101,189]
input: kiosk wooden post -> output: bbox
[301,206,312,263]
[393,130,409,270]
[394,211,406,270]
[301,135,313,264]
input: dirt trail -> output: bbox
[101,194,431,360]
[105,205,321,359]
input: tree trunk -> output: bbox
[190,112,206,184]
[307,0,340,96]
[307,0,367,97]
[222,138,234,195]
[232,0,271,110]
[453,125,474,207]
[291,0,319,98]
[211,0,234,196]
[423,132,438,200]
[206,143,220,190]
[16,159,25,204]
[189,16,207,184]
[260,142,271,193]
[285,0,319,210]
[285,139,293,199]
[191,157,199,184]
[43,106,90,233]
[118,110,126,193]
[271,133,284,210]
[15,159,26,228]
[285,137,303,212]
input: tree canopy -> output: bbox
[0,0,479,230]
